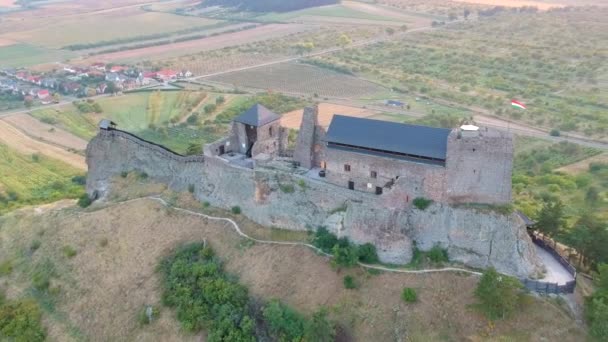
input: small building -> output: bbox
[385,99,405,108]
[156,69,178,82]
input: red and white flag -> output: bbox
[511,99,526,110]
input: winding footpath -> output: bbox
[98,195,483,276]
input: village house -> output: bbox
[156,69,178,82]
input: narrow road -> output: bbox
[535,245,574,285]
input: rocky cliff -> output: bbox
[87,130,543,278]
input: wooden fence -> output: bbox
[520,233,577,295]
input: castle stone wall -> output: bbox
[86,129,542,278]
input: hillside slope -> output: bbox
[0,180,585,341]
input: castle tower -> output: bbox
[445,125,513,204]
[293,106,318,169]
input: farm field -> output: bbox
[30,106,99,141]
[161,25,379,76]
[1,113,88,151]
[0,43,75,67]
[0,142,85,214]
[0,181,586,340]
[0,10,221,49]
[81,23,311,64]
[309,7,608,139]
[281,102,376,129]
[452,0,565,9]
[207,62,386,98]
[0,120,86,169]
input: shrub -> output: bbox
[428,244,449,263]
[585,264,608,340]
[304,308,335,342]
[137,305,160,326]
[357,243,379,264]
[231,206,241,214]
[71,175,87,185]
[120,171,129,178]
[263,299,306,342]
[474,267,523,320]
[550,129,561,137]
[331,243,359,268]
[343,275,357,289]
[280,184,295,193]
[62,246,77,258]
[313,227,338,254]
[203,201,210,208]
[413,197,433,210]
[77,194,92,208]
[298,179,307,190]
[31,261,55,291]
[30,240,41,252]
[401,288,418,303]
[138,172,148,180]
[0,298,46,342]
[31,153,40,163]
[0,260,12,277]
[160,243,254,338]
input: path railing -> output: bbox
[521,233,577,294]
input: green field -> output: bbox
[0,143,85,214]
[0,44,74,67]
[311,8,608,138]
[31,106,98,140]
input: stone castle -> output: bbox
[86,104,543,278]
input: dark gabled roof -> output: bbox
[233,104,280,127]
[325,115,451,161]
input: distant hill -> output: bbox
[203,0,339,12]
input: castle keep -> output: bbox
[86,104,542,278]
[205,105,513,206]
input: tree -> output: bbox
[24,97,33,108]
[585,264,608,340]
[52,93,62,103]
[535,198,565,238]
[338,34,352,47]
[474,267,523,320]
[215,96,225,105]
[105,82,117,94]
[304,308,335,342]
[586,186,600,204]
[263,300,306,342]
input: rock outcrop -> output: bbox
[87,130,543,278]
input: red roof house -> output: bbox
[156,69,178,81]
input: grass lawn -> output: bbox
[30,106,98,140]
[0,44,74,67]
[0,143,85,214]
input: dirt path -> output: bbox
[0,120,86,170]
[556,153,608,174]
[1,113,88,151]
[281,103,376,129]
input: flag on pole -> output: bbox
[511,99,526,110]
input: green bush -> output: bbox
[474,267,523,320]
[77,194,92,208]
[120,171,129,178]
[280,184,295,194]
[31,260,56,291]
[304,308,335,342]
[0,260,13,277]
[30,240,41,252]
[160,243,255,339]
[231,206,241,214]
[312,227,338,254]
[203,201,210,208]
[71,175,87,185]
[585,264,608,340]
[357,243,379,264]
[428,244,449,263]
[137,305,160,326]
[0,298,46,342]
[343,275,357,289]
[413,197,433,210]
[138,172,149,180]
[263,299,306,341]
[62,246,77,258]
[331,243,359,268]
[401,288,418,303]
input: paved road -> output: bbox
[535,245,574,285]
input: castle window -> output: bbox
[472,148,476,152]
[370,171,377,179]
[344,164,351,172]
[269,126,273,137]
